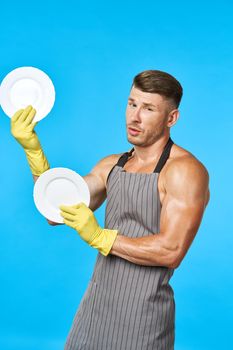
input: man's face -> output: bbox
[126,86,176,147]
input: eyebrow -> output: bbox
[128,97,158,109]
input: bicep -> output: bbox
[83,153,123,212]
[83,173,107,212]
[160,193,206,260]
[159,160,210,265]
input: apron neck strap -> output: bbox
[116,137,174,173]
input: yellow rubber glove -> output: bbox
[60,202,118,256]
[11,105,50,175]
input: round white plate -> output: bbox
[33,168,90,223]
[0,66,55,121]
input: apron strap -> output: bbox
[116,148,134,168]
[107,137,174,185]
[106,148,134,184]
[153,137,174,173]
[116,137,174,173]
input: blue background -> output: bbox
[0,0,232,349]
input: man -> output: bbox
[11,70,210,349]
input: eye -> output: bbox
[145,106,155,111]
[128,101,137,108]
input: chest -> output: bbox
[105,168,161,235]
[122,158,167,206]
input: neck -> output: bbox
[131,135,170,164]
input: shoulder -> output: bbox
[93,152,125,170]
[89,151,126,187]
[162,143,210,204]
[166,142,209,179]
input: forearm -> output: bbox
[109,233,179,268]
[33,174,39,182]
[24,148,50,176]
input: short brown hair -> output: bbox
[132,70,183,108]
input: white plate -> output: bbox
[33,168,90,223]
[0,66,55,121]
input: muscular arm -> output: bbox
[110,157,210,268]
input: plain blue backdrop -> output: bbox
[0,0,232,349]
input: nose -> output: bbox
[130,106,142,122]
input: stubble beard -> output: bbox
[127,127,166,147]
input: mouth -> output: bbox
[128,127,142,136]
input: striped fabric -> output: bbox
[65,140,175,350]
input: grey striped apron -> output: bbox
[65,137,175,350]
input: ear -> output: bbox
[167,109,179,127]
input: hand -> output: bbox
[10,105,50,175]
[11,105,41,151]
[60,202,118,256]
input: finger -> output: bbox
[68,202,84,209]
[31,121,38,129]
[23,108,37,127]
[59,205,77,215]
[60,211,76,222]
[11,109,24,122]
[70,202,87,211]
[63,218,76,228]
[18,105,33,123]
